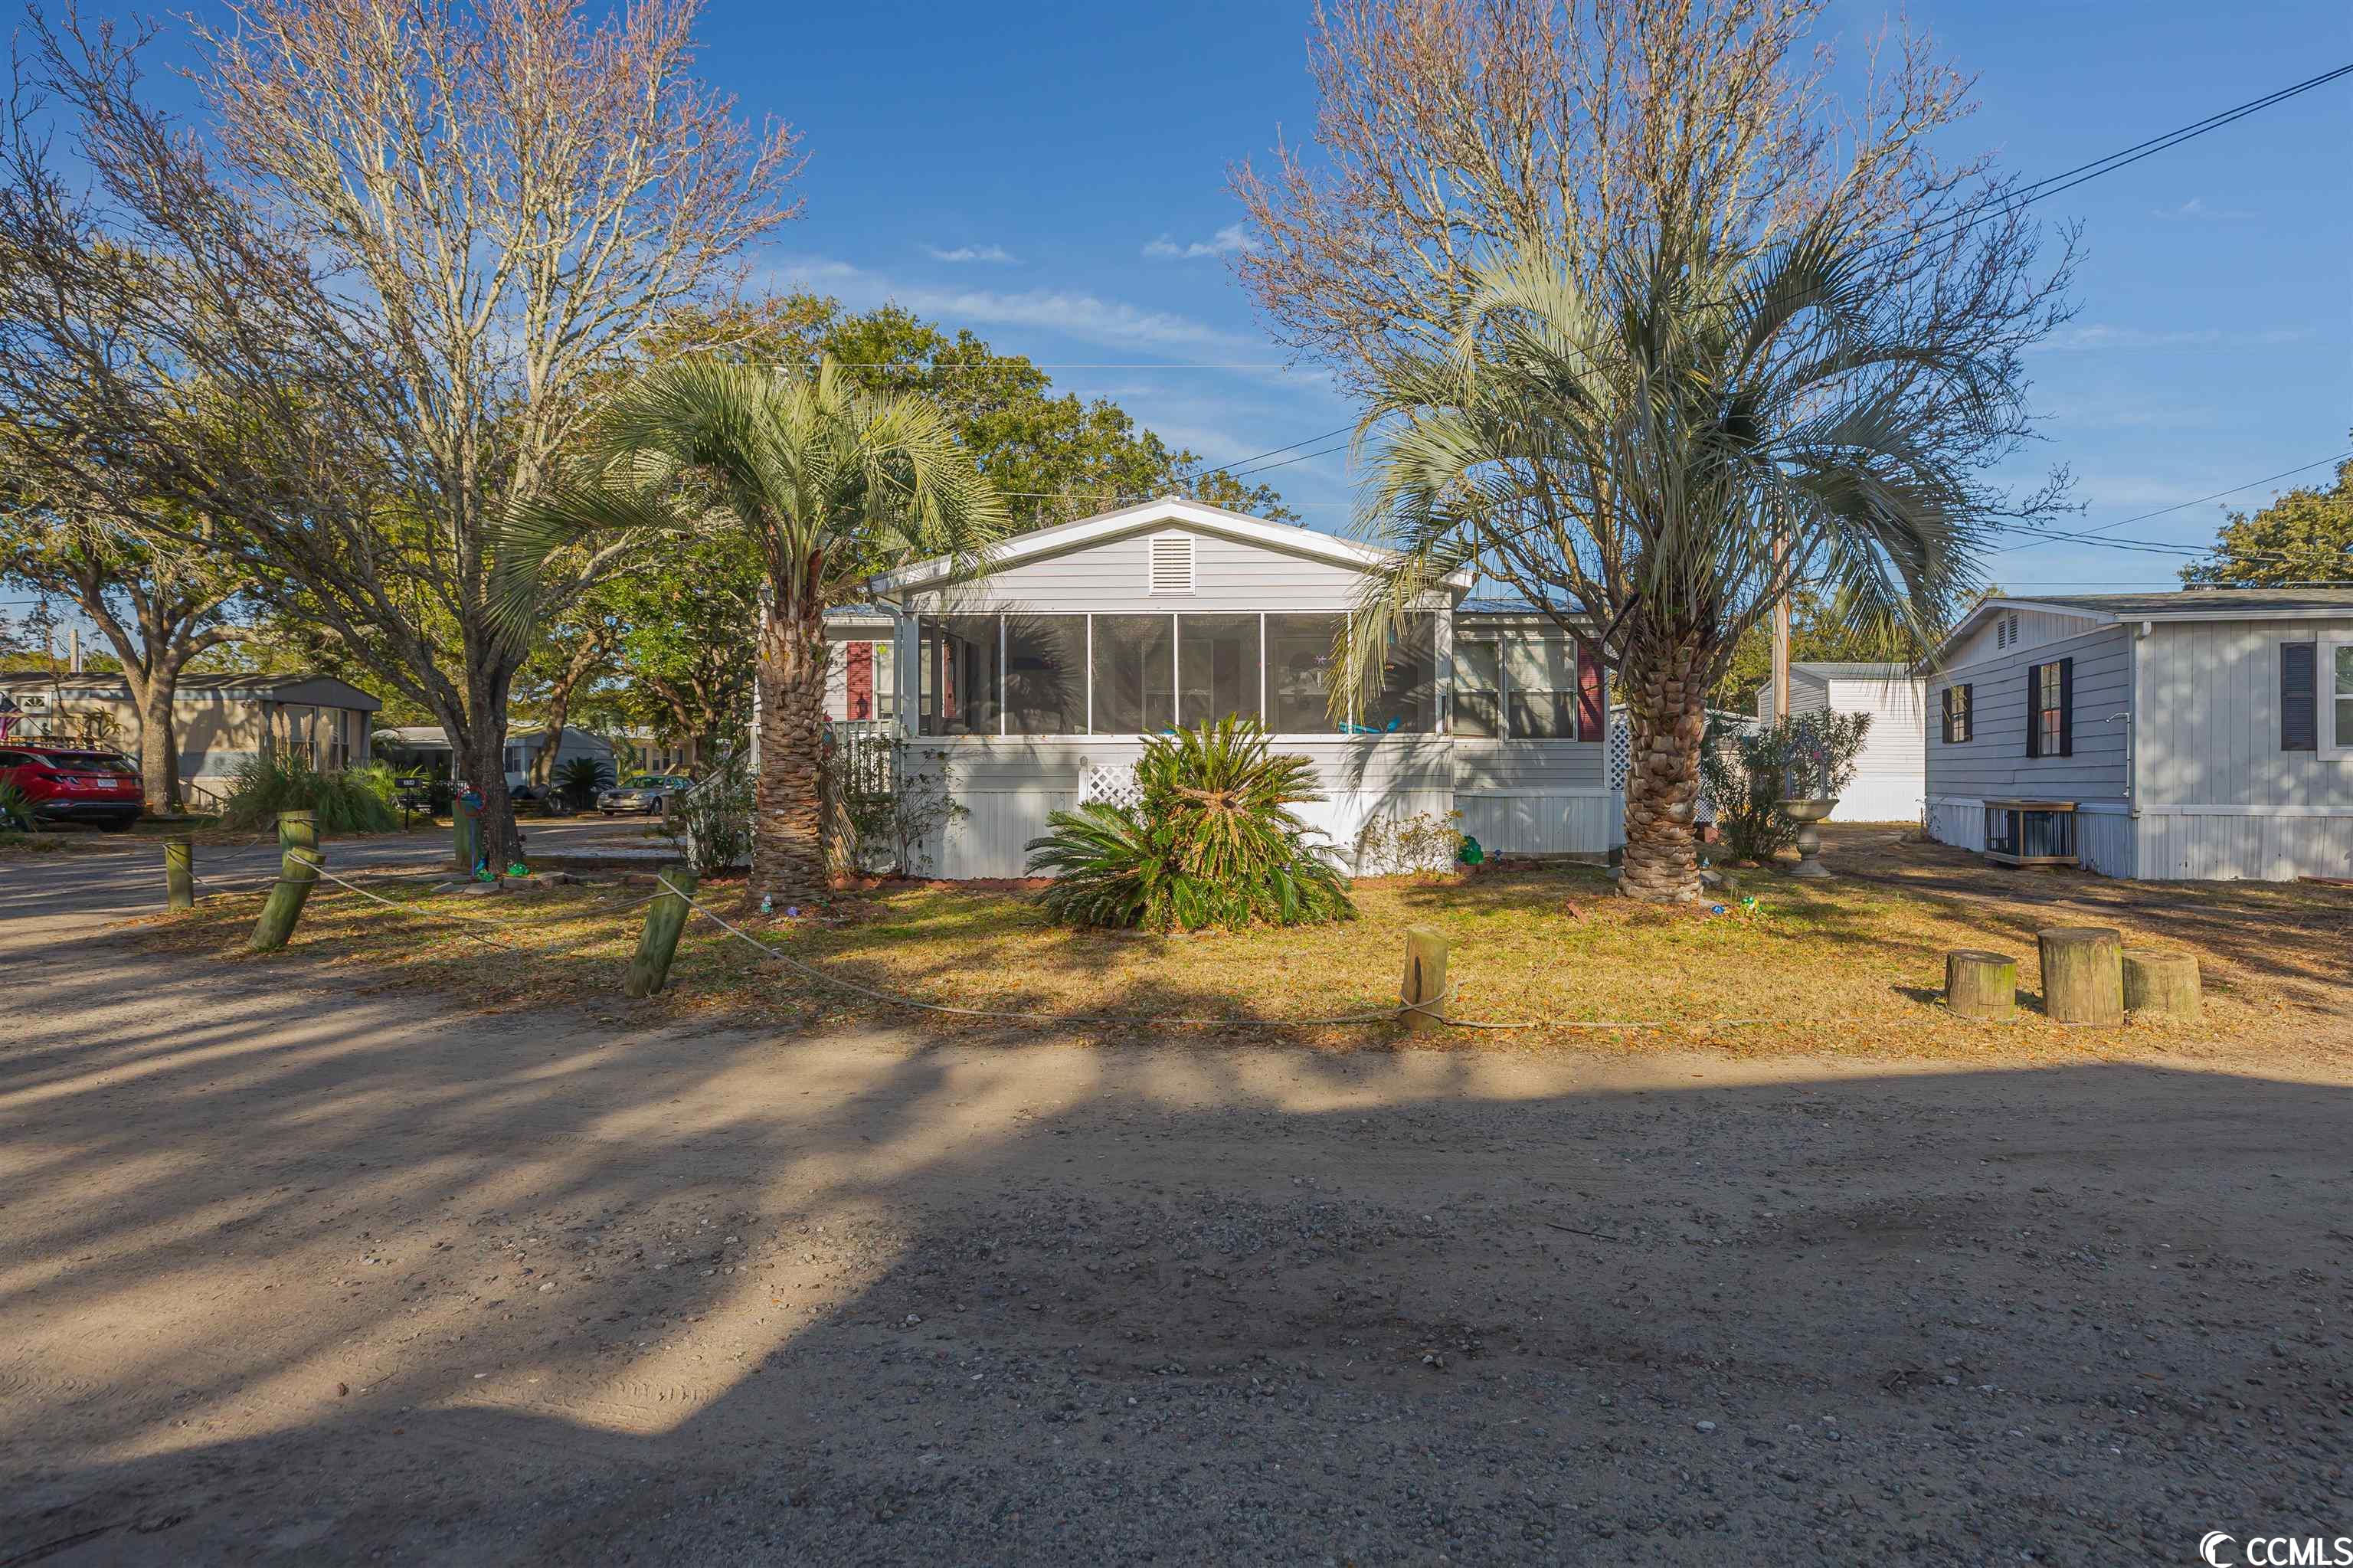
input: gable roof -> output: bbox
[1923,588,2353,672]
[0,672,381,709]
[868,494,1472,597]
[1789,661,1916,679]
[2000,588,2353,617]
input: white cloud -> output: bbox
[2149,198,2253,222]
[922,243,1017,264]
[1142,223,1256,260]
[762,254,1258,353]
[2042,323,2308,352]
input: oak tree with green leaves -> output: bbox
[2180,452,2353,588]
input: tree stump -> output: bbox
[1399,926,1449,1034]
[2037,926,2124,1026]
[1943,949,2018,1022]
[2122,949,2201,1023]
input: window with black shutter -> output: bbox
[1940,683,1975,743]
[2281,642,2318,751]
[2027,660,2071,758]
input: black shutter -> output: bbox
[2057,657,2073,758]
[1940,686,1954,744]
[2024,663,2042,757]
[2282,643,2318,751]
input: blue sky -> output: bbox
[12,0,2351,647]
[709,0,2352,593]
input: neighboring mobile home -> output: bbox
[1921,589,2353,881]
[1750,661,1927,823]
[861,496,1616,878]
[0,672,380,807]
[374,722,620,794]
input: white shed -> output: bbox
[1752,662,1926,823]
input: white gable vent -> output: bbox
[1147,531,1196,594]
[1995,611,2018,650]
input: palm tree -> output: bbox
[499,355,1005,899]
[1346,222,2006,901]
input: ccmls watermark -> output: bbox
[2198,1532,2353,1566]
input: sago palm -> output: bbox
[1027,718,1352,932]
[498,355,1005,899]
[1347,221,2007,901]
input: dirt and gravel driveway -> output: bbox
[2,849,2349,1564]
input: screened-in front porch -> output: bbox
[905,611,1442,739]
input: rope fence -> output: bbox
[145,823,2018,1034]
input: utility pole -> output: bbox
[1770,535,1791,722]
[68,625,81,675]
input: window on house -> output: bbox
[1453,640,1502,737]
[1504,633,1578,739]
[1003,616,1086,735]
[1265,613,1346,734]
[1090,614,1175,733]
[1940,683,1973,744]
[1176,614,1261,726]
[2330,640,2353,759]
[2281,642,2318,751]
[1357,614,1437,734]
[919,615,1001,735]
[2025,658,2072,758]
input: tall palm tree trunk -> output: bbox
[1618,634,1710,902]
[752,607,830,901]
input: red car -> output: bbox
[0,742,144,830]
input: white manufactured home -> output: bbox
[1751,661,1927,823]
[1921,589,2353,881]
[859,496,1618,878]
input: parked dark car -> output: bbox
[0,743,142,830]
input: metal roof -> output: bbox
[2011,589,2353,617]
[0,672,381,708]
[1787,661,1916,678]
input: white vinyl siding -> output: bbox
[1824,678,1926,821]
[904,525,1376,614]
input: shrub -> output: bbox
[0,778,34,832]
[659,749,751,876]
[1699,710,1875,863]
[552,755,613,811]
[220,752,399,834]
[1357,809,1466,876]
[1026,717,1353,931]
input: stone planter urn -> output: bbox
[1776,797,1838,879]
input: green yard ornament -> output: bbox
[1457,835,1484,866]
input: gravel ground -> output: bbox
[2,856,2349,1565]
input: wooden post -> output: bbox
[1942,949,2018,1022]
[164,834,195,912]
[1399,925,1448,1033]
[623,865,699,999]
[2037,926,2124,1025]
[250,810,320,953]
[453,793,480,875]
[2122,949,2201,1023]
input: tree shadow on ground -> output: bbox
[5,922,2350,1563]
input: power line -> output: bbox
[1886,62,2353,258]
[1202,423,1356,474]
[1225,438,1355,481]
[2004,450,2353,554]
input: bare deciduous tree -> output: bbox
[1236,0,2073,899]
[0,1,800,862]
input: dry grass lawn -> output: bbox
[124,825,2353,1060]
